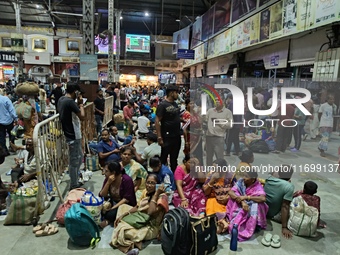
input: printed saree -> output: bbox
[172,166,206,216]
[226,179,268,241]
[111,192,168,253]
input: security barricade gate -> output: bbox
[32,103,96,221]
[103,95,114,128]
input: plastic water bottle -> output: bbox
[230,224,238,252]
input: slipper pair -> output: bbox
[33,224,58,237]
[261,233,281,248]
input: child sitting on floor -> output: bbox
[293,181,326,228]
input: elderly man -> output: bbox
[11,138,37,187]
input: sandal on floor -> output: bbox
[32,223,47,233]
[35,225,58,237]
[271,234,281,248]
[261,233,272,247]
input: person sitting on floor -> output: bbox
[120,146,148,202]
[203,158,236,221]
[235,150,254,180]
[109,126,135,146]
[10,138,37,188]
[293,181,325,228]
[97,129,121,166]
[99,161,137,228]
[172,155,206,217]
[264,165,294,239]
[130,133,161,171]
[111,173,168,254]
[221,169,268,240]
[137,109,151,139]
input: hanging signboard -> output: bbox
[79,54,98,81]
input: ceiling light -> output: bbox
[144,12,149,17]
[36,4,41,8]
[176,19,180,22]
[120,16,123,20]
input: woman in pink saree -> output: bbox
[223,170,268,241]
[172,156,206,216]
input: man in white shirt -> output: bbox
[205,101,233,166]
[137,109,150,138]
[318,95,337,157]
[131,133,161,171]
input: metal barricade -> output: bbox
[33,103,96,221]
[103,96,114,127]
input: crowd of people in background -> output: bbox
[0,79,335,254]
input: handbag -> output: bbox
[81,191,104,224]
[190,214,218,255]
[123,211,150,229]
[288,196,319,237]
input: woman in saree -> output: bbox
[203,158,236,232]
[120,146,148,202]
[172,155,206,216]
[182,99,203,164]
[219,170,268,241]
[111,174,169,253]
[99,161,137,228]
[235,150,254,180]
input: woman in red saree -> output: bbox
[172,156,206,216]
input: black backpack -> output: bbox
[249,139,270,153]
[161,207,191,255]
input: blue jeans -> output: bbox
[67,139,82,188]
[95,115,103,135]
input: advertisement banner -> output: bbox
[297,0,315,31]
[208,29,231,59]
[202,7,214,41]
[243,13,260,47]
[250,13,260,45]
[231,22,244,51]
[270,1,284,38]
[231,0,257,23]
[172,26,190,54]
[260,9,271,42]
[80,54,98,81]
[315,0,338,26]
[213,0,231,34]
[191,17,202,48]
[194,43,205,63]
[283,0,298,35]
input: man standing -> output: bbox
[155,85,181,172]
[0,94,18,156]
[123,99,136,136]
[94,88,105,136]
[318,95,337,157]
[226,94,241,156]
[205,101,233,166]
[58,82,85,190]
